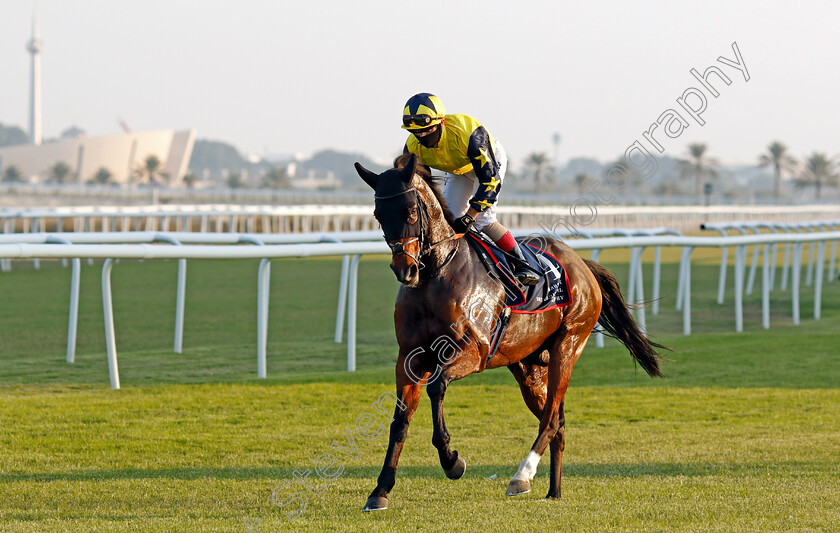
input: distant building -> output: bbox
[292,169,342,190]
[0,129,196,185]
[27,15,43,146]
[0,16,196,185]
[60,126,87,140]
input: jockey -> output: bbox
[401,92,539,286]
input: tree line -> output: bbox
[520,141,840,200]
[0,154,291,190]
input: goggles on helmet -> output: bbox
[402,114,438,128]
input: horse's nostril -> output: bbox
[409,264,418,279]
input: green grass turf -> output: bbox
[0,251,838,532]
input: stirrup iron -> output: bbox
[511,243,539,286]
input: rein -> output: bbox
[423,236,462,278]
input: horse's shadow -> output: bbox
[0,462,782,483]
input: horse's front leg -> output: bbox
[364,361,424,512]
[427,376,467,479]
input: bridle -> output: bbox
[375,185,462,275]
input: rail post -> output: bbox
[347,254,362,372]
[792,242,802,325]
[101,258,120,389]
[681,246,693,335]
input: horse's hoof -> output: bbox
[363,495,389,512]
[444,453,467,480]
[505,479,531,496]
[545,491,561,500]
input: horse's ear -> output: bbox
[354,162,378,190]
[402,153,417,184]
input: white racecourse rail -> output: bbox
[4,203,840,235]
[0,227,682,366]
[1,228,839,389]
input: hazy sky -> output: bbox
[2,0,839,169]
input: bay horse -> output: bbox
[354,153,665,511]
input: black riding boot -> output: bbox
[510,242,539,286]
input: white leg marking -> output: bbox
[512,450,542,482]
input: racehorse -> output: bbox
[354,153,665,511]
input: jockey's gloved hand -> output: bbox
[452,214,474,234]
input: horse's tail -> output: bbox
[584,258,666,378]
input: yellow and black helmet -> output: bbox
[401,93,446,131]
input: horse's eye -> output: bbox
[407,206,418,224]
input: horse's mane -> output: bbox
[393,153,456,225]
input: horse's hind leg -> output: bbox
[506,360,548,495]
[509,359,567,498]
[427,376,466,479]
[508,358,549,419]
[547,402,565,499]
[507,331,590,498]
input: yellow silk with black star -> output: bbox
[404,114,502,212]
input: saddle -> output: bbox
[465,232,572,366]
[465,233,571,314]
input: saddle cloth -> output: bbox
[466,233,571,314]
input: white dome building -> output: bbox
[0,16,196,185]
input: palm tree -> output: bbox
[48,161,73,184]
[679,143,719,196]
[603,159,643,191]
[2,165,23,183]
[182,173,199,188]
[134,155,169,185]
[227,171,244,189]
[758,141,797,199]
[91,167,113,185]
[262,166,290,189]
[574,173,590,194]
[798,153,838,200]
[524,152,552,194]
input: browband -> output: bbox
[374,187,416,200]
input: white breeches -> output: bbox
[442,141,507,232]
